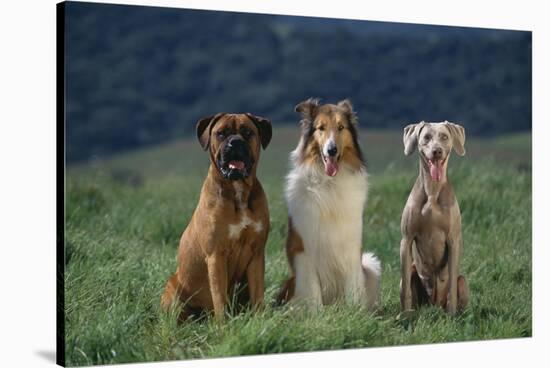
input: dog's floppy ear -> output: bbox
[444,121,466,156]
[196,113,225,150]
[295,98,320,128]
[403,121,425,156]
[337,99,358,125]
[245,113,272,150]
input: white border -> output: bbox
[0,0,547,367]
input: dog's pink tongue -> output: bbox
[228,160,245,170]
[429,160,443,182]
[324,157,339,177]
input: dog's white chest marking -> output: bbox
[228,182,263,239]
[228,215,263,239]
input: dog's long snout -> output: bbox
[325,141,338,157]
[432,147,443,160]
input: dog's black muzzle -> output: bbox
[217,136,254,180]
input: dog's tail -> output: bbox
[361,252,382,311]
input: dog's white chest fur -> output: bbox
[228,215,263,239]
[228,182,263,239]
[286,162,369,304]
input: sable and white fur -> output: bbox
[277,98,381,310]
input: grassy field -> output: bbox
[64,127,532,366]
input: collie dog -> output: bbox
[276,98,381,310]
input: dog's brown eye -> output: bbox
[318,126,325,131]
[424,134,431,141]
[217,130,227,139]
[241,129,253,139]
[338,125,344,131]
[441,134,448,140]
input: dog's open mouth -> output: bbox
[228,160,245,171]
[428,158,446,182]
[217,152,253,180]
[321,154,339,177]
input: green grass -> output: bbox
[65,127,532,366]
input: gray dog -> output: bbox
[400,121,469,315]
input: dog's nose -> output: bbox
[227,136,245,149]
[432,147,443,159]
[327,145,338,157]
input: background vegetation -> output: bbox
[65,2,531,162]
[65,128,531,366]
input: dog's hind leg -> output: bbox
[161,272,181,312]
[161,272,204,322]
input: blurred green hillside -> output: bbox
[70,127,531,181]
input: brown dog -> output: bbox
[400,121,469,315]
[161,113,272,321]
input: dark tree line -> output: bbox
[65,2,532,162]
